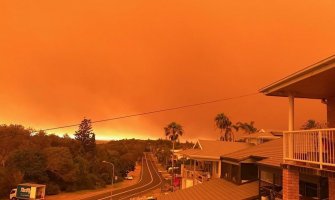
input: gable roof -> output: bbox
[179,140,253,160]
[158,179,259,200]
[260,55,335,99]
[221,138,283,167]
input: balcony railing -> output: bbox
[182,167,211,183]
[284,128,335,169]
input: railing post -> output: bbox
[283,132,287,160]
[318,131,323,169]
[288,95,295,160]
[289,132,293,160]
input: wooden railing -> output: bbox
[284,128,335,169]
[182,167,210,183]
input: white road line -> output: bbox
[97,155,145,200]
[118,154,163,200]
[111,153,154,197]
[97,195,112,200]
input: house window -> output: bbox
[299,181,317,199]
[241,163,257,182]
[221,162,239,183]
[260,170,273,183]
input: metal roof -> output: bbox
[259,55,335,99]
[179,140,253,160]
[158,179,259,200]
[221,138,283,168]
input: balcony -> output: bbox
[284,128,335,170]
[182,165,211,183]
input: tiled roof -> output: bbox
[158,179,259,200]
[221,138,283,167]
[179,140,253,160]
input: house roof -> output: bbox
[158,179,259,200]
[179,140,253,160]
[221,138,283,167]
[238,132,280,140]
[259,55,335,99]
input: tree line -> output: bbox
[0,119,150,198]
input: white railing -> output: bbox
[284,128,335,169]
[182,167,210,183]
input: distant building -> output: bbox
[178,139,253,189]
[260,55,335,199]
[236,131,281,145]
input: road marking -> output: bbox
[111,153,154,197]
[96,195,112,200]
[96,155,145,200]
[137,156,144,184]
[118,154,163,200]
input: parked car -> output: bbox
[167,167,179,173]
[124,175,134,180]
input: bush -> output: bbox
[46,183,60,195]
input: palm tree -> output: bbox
[236,121,258,134]
[214,113,234,141]
[164,122,184,192]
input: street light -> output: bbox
[102,161,115,186]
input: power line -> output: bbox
[40,92,260,132]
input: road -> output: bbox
[82,153,163,200]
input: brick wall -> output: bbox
[283,168,299,200]
[329,177,335,200]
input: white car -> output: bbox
[125,175,134,180]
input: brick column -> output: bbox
[283,168,299,200]
[329,177,335,200]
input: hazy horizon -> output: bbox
[1,0,334,140]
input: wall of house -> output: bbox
[327,97,335,128]
[283,168,299,200]
[329,177,335,200]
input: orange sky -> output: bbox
[1,0,335,141]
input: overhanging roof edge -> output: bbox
[259,55,335,95]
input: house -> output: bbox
[237,131,281,145]
[159,138,283,200]
[221,138,283,188]
[260,55,335,199]
[178,139,253,189]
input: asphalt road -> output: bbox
[82,153,163,200]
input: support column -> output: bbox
[329,177,335,200]
[289,95,295,131]
[288,95,295,159]
[327,97,335,128]
[283,168,299,200]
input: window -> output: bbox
[260,170,273,184]
[299,181,317,198]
